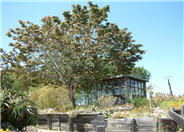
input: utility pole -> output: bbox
[167,79,175,100]
[164,76,175,101]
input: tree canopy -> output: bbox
[130,66,151,81]
[1,2,145,106]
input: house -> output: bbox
[94,75,148,104]
[76,75,148,105]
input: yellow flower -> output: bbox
[120,113,126,118]
[132,109,136,112]
[6,128,10,132]
[0,128,10,132]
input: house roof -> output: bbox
[102,75,148,82]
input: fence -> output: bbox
[169,105,184,130]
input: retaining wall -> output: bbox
[37,113,158,132]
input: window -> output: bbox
[137,81,141,88]
[112,88,119,95]
[134,89,137,95]
[134,80,138,88]
[141,82,143,88]
[128,79,131,87]
[131,88,134,94]
[119,79,126,87]
[142,90,144,96]
[138,89,142,95]
[106,88,113,95]
[102,89,106,96]
[131,80,135,87]
[119,88,124,94]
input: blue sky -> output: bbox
[1,0,183,96]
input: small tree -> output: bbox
[1,2,145,107]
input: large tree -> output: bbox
[1,2,145,107]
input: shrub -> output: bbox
[175,95,184,103]
[151,93,184,109]
[104,111,112,118]
[160,96,184,110]
[67,105,98,118]
[30,85,73,109]
[111,111,122,119]
[0,89,38,130]
[131,97,149,108]
[152,92,173,107]
[97,95,117,108]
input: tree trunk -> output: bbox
[69,84,76,107]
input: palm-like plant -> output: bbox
[0,89,38,130]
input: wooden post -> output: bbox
[181,104,184,117]
[47,115,52,130]
[58,115,61,131]
[131,119,137,132]
[156,120,159,132]
[69,117,74,132]
[92,115,106,131]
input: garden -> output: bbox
[0,1,183,132]
[1,81,184,131]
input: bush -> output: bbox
[151,93,184,109]
[152,92,173,107]
[131,97,149,107]
[111,111,122,119]
[160,96,184,110]
[97,95,117,108]
[30,85,73,109]
[0,89,38,130]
